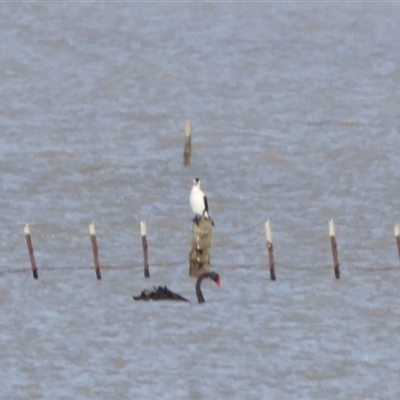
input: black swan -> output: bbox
[133,271,221,304]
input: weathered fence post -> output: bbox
[329,219,340,279]
[183,118,192,166]
[89,222,101,280]
[140,220,150,278]
[189,218,213,278]
[394,223,400,265]
[265,220,276,280]
[24,223,38,279]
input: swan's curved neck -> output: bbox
[195,272,212,304]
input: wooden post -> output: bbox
[394,223,400,265]
[89,222,101,280]
[265,220,276,280]
[183,118,192,166]
[140,220,150,278]
[189,218,213,278]
[329,219,340,279]
[24,224,38,279]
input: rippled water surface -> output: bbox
[1,3,400,399]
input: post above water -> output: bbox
[189,218,213,278]
[183,118,192,166]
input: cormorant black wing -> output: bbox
[203,195,209,213]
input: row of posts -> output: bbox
[22,220,400,280]
[265,219,400,280]
[23,221,149,280]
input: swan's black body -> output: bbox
[133,286,189,302]
[133,271,220,304]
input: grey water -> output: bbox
[1,2,400,399]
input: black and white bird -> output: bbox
[190,178,214,225]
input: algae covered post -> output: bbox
[189,218,213,278]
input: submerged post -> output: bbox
[140,220,150,278]
[265,220,276,280]
[394,223,400,266]
[24,224,38,279]
[329,219,340,279]
[89,222,101,280]
[183,118,192,166]
[189,218,213,278]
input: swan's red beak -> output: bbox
[216,278,221,287]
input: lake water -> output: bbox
[1,2,400,399]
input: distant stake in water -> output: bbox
[329,219,340,279]
[265,220,276,280]
[140,220,150,278]
[183,118,192,166]
[89,222,101,280]
[24,223,38,280]
[394,223,400,265]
